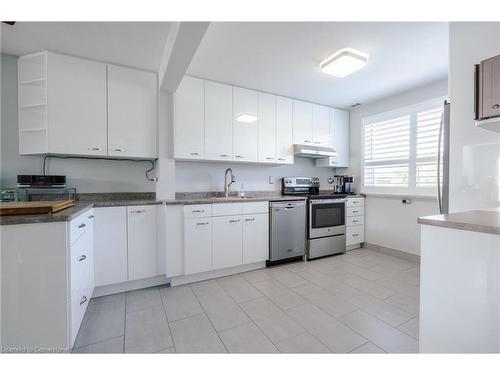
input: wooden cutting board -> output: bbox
[0,200,75,216]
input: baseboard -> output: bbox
[362,242,420,263]
[92,275,170,298]
[170,262,266,287]
[346,243,363,251]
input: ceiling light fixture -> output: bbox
[320,48,369,78]
[235,113,258,123]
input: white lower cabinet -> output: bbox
[127,205,158,281]
[212,216,243,269]
[242,213,269,264]
[178,202,270,278]
[346,197,365,248]
[184,218,213,275]
[94,207,128,286]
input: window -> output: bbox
[362,98,444,196]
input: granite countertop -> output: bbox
[163,195,307,205]
[0,203,94,225]
[418,207,500,235]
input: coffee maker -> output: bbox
[332,175,355,195]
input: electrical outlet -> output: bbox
[328,177,334,184]
[269,176,274,184]
[402,198,412,205]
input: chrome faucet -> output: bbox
[224,168,236,197]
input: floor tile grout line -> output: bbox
[159,287,177,353]
[73,334,125,351]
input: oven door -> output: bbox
[309,199,346,238]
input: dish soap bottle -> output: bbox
[239,183,245,198]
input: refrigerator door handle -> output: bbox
[437,111,444,214]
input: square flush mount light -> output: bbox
[320,48,369,78]
[235,113,258,123]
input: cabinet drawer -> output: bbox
[70,287,92,347]
[241,201,269,214]
[69,209,94,245]
[346,226,365,245]
[347,198,364,207]
[70,229,94,295]
[184,204,212,218]
[347,216,364,226]
[212,203,243,217]
[346,206,364,217]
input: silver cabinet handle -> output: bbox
[303,140,311,143]
[220,154,230,158]
[80,296,88,305]
[192,209,205,213]
[352,234,359,237]
[88,147,102,151]
[278,158,286,161]
[229,219,240,223]
[265,157,274,160]
[244,218,255,222]
[88,215,94,219]
[235,155,244,158]
[131,209,146,214]
[314,141,321,144]
[78,223,86,229]
[352,201,359,204]
[190,152,200,156]
[111,148,126,152]
[78,255,87,262]
[352,210,359,214]
[493,104,500,109]
[352,219,359,223]
[196,222,209,226]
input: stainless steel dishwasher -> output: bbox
[268,200,306,266]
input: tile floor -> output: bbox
[72,248,420,353]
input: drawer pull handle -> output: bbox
[78,223,86,229]
[192,210,205,213]
[190,152,201,156]
[229,219,241,223]
[352,234,358,237]
[78,255,87,262]
[197,222,209,226]
[352,201,359,204]
[352,220,358,223]
[265,157,274,160]
[278,158,286,161]
[88,215,94,219]
[303,140,311,143]
[131,209,146,214]
[352,210,359,214]
[220,154,230,157]
[493,104,500,109]
[80,296,88,305]
[245,218,255,222]
[235,155,244,158]
[88,147,102,151]
[112,148,126,152]
[314,141,321,144]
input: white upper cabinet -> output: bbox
[276,96,294,164]
[258,92,277,163]
[316,108,350,168]
[233,87,258,162]
[205,81,233,161]
[47,52,107,156]
[312,104,331,146]
[107,65,157,159]
[292,100,313,145]
[174,76,205,159]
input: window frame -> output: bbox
[361,97,446,198]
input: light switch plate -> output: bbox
[269,176,274,184]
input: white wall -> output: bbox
[175,157,336,193]
[0,53,156,193]
[345,79,448,255]
[448,22,500,213]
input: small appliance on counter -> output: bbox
[332,175,355,195]
[16,175,76,202]
[282,177,347,260]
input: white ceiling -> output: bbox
[1,22,171,71]
[187,22,449,108]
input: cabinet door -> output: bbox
[174,76,205,159]
[233,87,258,162]
[47,53,107,155]
[205,81,233,161]
[242,214,269,264]
[331,108,349,167]
[258,93,277,163]
[482,56,500,118]
[292,100,313,145]
[165,205,184,278]
[276,96,294,164]
[93,207,128,287]
[108,65,157,158]
[312,104,330,146]
[184,218,212,275]
[127,205,158,281]
[212,216,243,270]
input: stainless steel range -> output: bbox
[282,177,347,260]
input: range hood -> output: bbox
[293,144,337,159]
